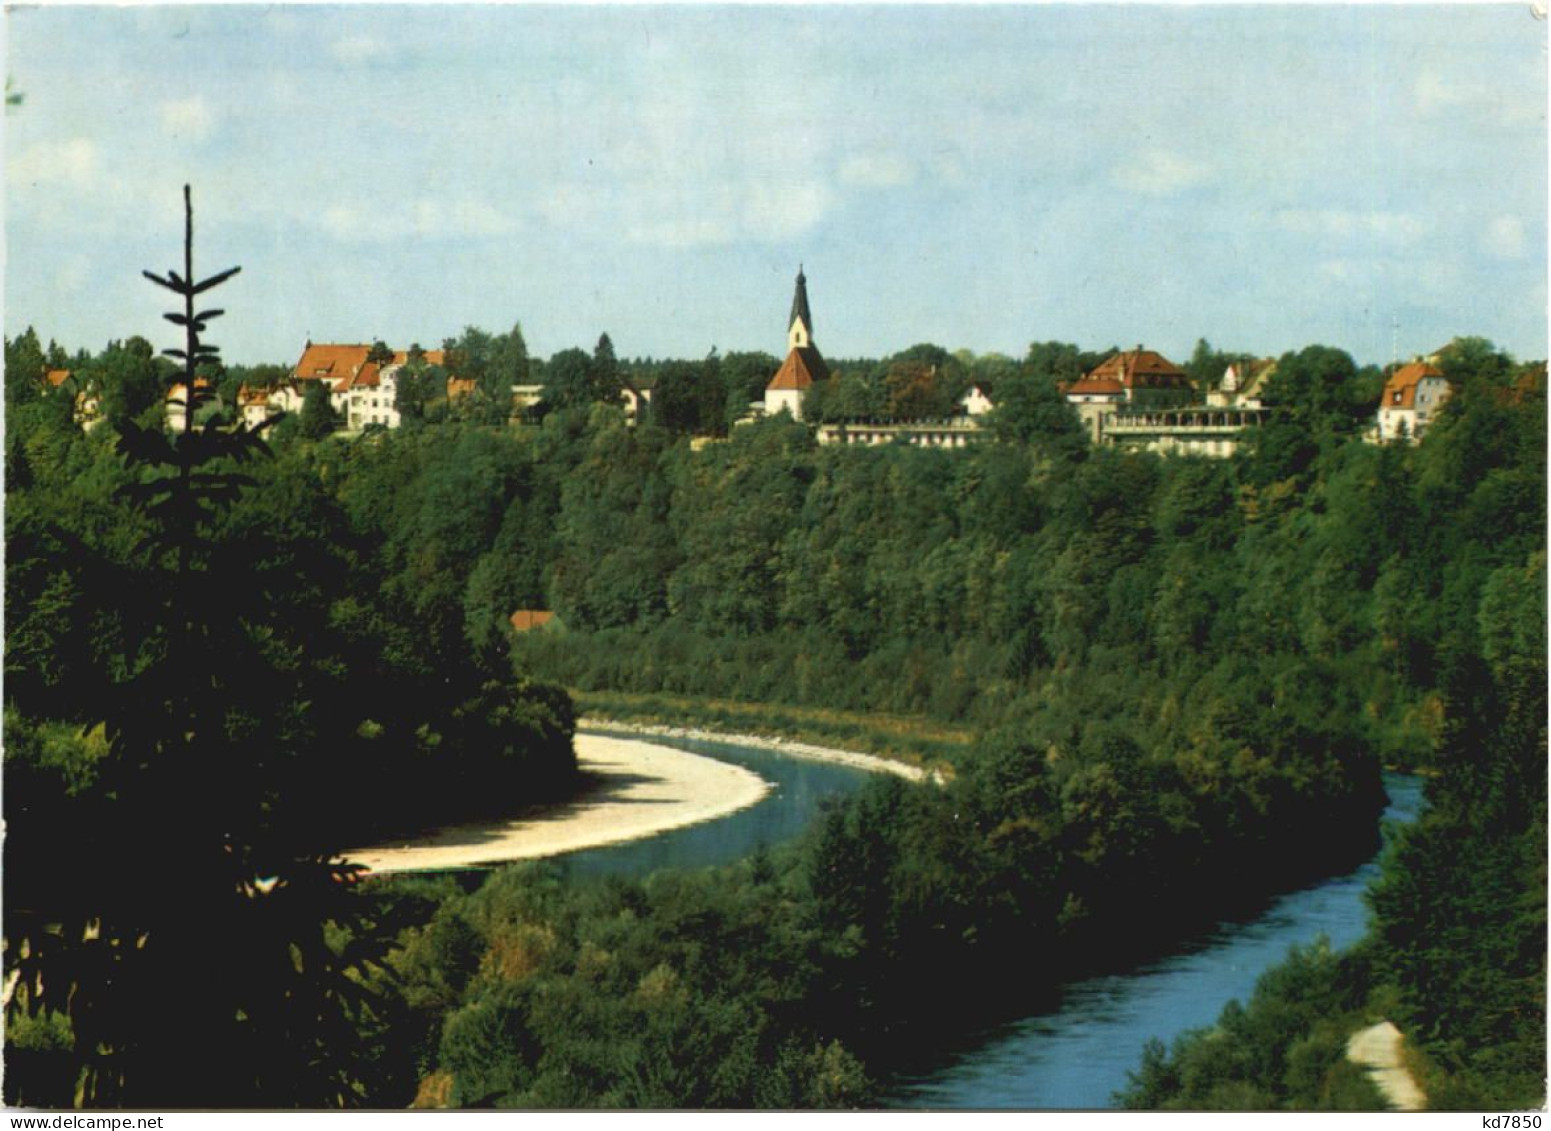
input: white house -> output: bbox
[1209,358,1276,408]
[512,383,546,417]
[238,384,274,430]
[622,382,653,425]
[1376,361,1449,443]
[166,379,219,433]
[283,342,448,431]
[959,384,995,417]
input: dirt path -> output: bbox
[347,733,771,874]
[1346,1020,1428,1111]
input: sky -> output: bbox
[4,3,1547,369]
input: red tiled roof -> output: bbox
[351,362,383,389]
[768,345,830,390]
[1065,378,1125,397]
[1381,362,1444,410]
[393,349,445,368]
[293,342,373,383]
[1085,349,1191,391]
[446,377,477,400]
[45,369,71,387]
[509,610,554,632]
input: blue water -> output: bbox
[549,731,875,881]
[885,773,1426,1109]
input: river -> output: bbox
[549,735,1423,1110]
[549,730,876,881]
[885,771,1425,1109]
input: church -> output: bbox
[763,267,830,421]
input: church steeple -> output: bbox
[788,265,813,351]
[766,265,829,423]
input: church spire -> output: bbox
[788,265,813,350]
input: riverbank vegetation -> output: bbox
[1124,548,1546,1109]
[5,257,1542,1110]
[574,689,972,769]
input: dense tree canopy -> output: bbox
[5,293,1542,1110]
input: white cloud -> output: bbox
[1415,260,1464,297]
[54,254,92,296]
[159,97,215,144]
[1416,71,1542,128]
[839,151,915,189]
[7,137,97,189]
[625,216,737,249]
[1276,209,1428,244]
[321,204,366,241]
[535,151,837,250]
[1483,215,1528,259]
[414,198,519,238]
[1114,149,1211,196]
[320,196,519,242]
[330,34,390,65]
[1417,70,1476,113]
[742,181,834,243]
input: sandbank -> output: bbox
[349,733,771,875]
[583,719,932,782]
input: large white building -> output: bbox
[1064,348,1196,445]
[236,342,451,432]
[1063,348,1270,457]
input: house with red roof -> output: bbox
[1375,361,1449,443]
[279,342,449,431]
[44,369,104,431]
[166,378,216,433]
[238,383,274,430]
[1064,348,1195,444]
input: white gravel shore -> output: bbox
[348,733,771,875]
[582,719,931,782]
[347,723,930,875]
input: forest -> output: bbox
[3,222,1544,1108]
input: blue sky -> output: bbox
[5,4,1546,368]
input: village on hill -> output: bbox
[39,266,1454,455]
